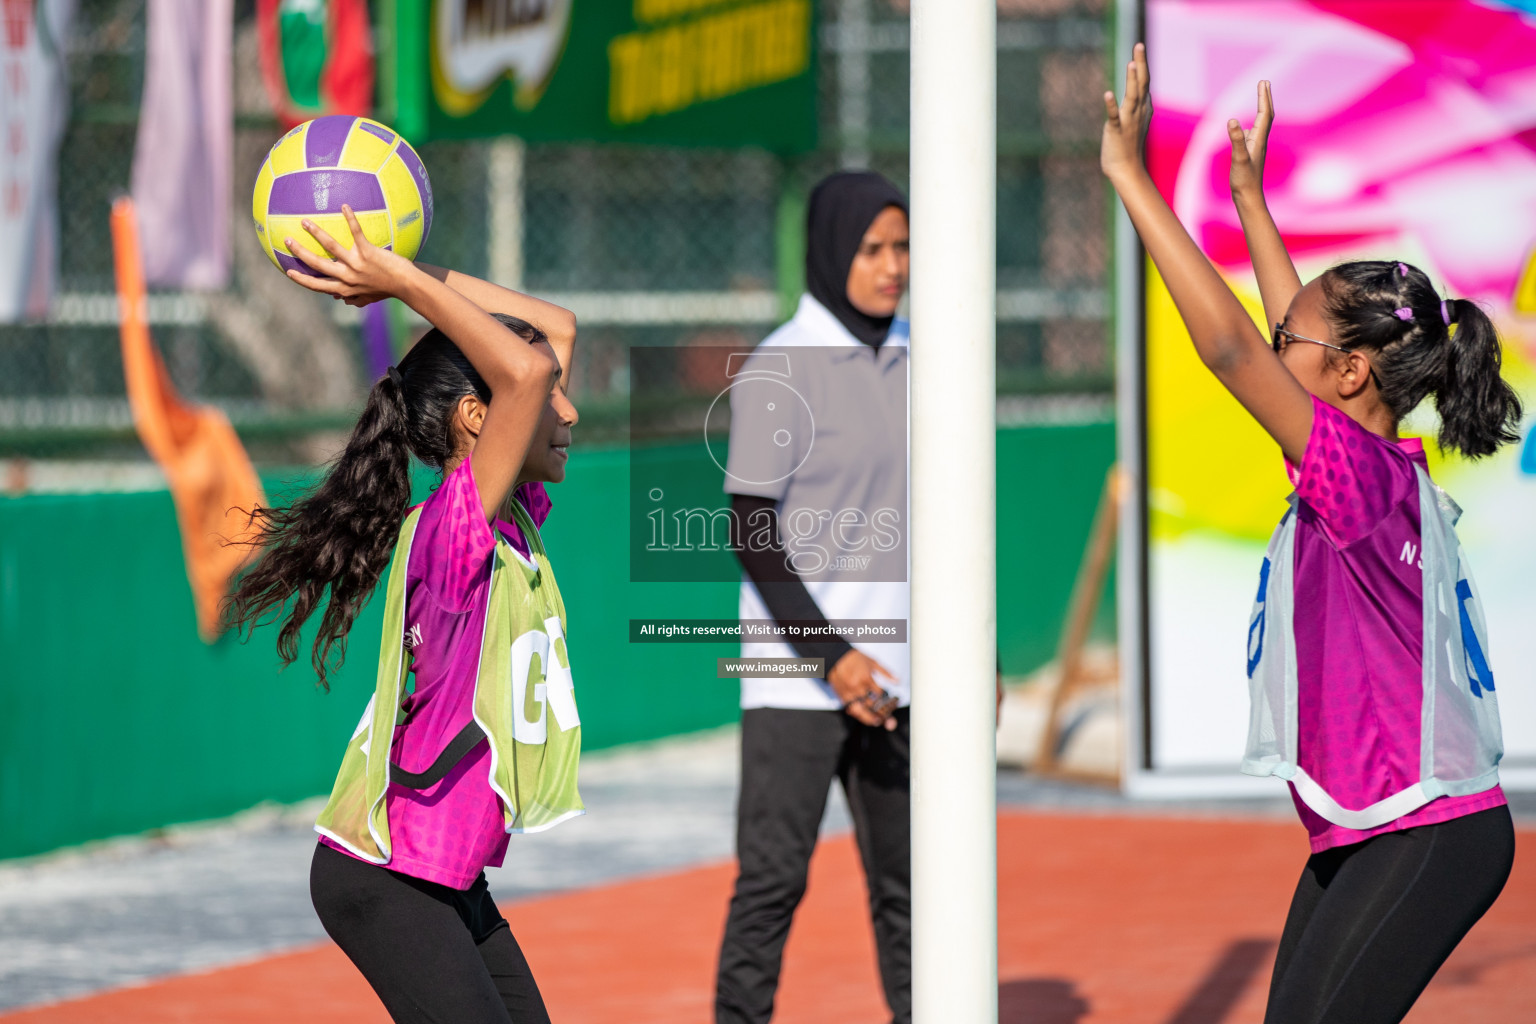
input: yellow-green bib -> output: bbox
[315,499,584,864]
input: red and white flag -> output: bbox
[0,0,74,322]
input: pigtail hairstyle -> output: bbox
[1319,261,1522,459]
[224,312,546,688]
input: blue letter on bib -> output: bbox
[1247,558,1271,679]
[1455,579,1495,698]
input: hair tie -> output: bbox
[386,366,404,387]
[1397,262,1410,278]
[1441,300,1455,326]
[1394,307,1413,321]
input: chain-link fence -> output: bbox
[0,0,1112,463]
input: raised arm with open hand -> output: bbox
[1227,80,1303,330]
[1101,45,1313,464]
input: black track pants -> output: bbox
[1264,803,1515,1024]
[716,707,911,1024]
[310,842,552,1024]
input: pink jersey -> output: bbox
[321,460,553,888]
[1286,396,1505,853]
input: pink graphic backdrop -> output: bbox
[1149,0,1536,338]
[1139,0,1536,775]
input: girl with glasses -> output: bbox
[1102,46,1519,1024]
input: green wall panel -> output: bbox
[0,486,375,860]
[0,422,1112,860]
[996,422,1118,674]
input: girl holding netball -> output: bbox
[226,205,579,1024]
[1102,46,1517,1024]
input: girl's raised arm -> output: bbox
[1101,45,1313,464]
[286,207,560,522]
[418,268,577,386]
[337,266,578,389]
[1228,81,1303,330]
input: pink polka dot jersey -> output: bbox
[1285,396,1505,853]
[320,460,554,889]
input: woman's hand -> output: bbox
[283,206,416,305]
[1100,43,1152,183]
[1228,80,1274,200]
[828,649,899,730]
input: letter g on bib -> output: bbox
[511,615,580,744]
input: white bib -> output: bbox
[1243,467,1503,829]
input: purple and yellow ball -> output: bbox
[251,115,433,277]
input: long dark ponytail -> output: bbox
[1319,261,1522,459]
[225,312,545,688]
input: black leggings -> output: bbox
[717,708,911,1024]
[310,843,552,1024]
[1264,804,1515,1024]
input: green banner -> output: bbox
[382,0,817,150]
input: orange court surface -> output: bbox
[3,810,1530,1024]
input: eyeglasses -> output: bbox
[1271,323,1350,355]
[1272,323,1381,388]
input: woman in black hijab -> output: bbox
[805,170,910,347]
[715,170,912,1024]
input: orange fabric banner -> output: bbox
[111,197,265,641]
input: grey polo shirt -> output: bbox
[724,293,910,710]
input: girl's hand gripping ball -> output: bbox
[251,115,433,295]
[283,206,415,306]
